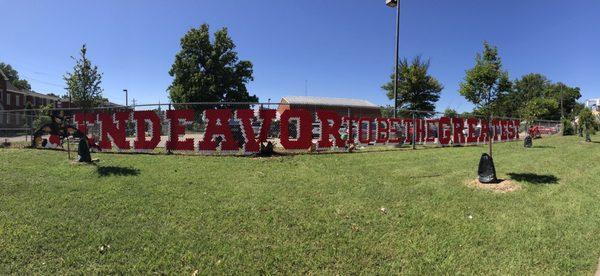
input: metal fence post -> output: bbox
[412,111,416,149]
[166,103,172,155]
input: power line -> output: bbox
[21,76,64,88]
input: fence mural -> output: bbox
[22,108,523,155]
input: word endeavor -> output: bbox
[66,109,520,154]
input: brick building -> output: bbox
[277,96,381,119]
[0,69,62,127]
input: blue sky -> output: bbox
[1,0,598,112]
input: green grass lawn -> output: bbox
[1,135,599,274]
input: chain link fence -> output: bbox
[0,102,562,153]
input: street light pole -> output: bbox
[123,89,128,107]
[387,0,401,118]
[560,85,564,120]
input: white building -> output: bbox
[585,99,599,111]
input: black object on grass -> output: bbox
[478,153,498,184]
[524,136,533,148]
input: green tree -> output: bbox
[562,118,575,136]
[168,24,258,111]
[0,62,31,91]
[443,108,458,117]
[514,73,550,102]
[380,105,394,118]
[546,82,581,119]
[459,42,512,117]
[64,44,104,110]
[382,56,443,117]
[32,104,54,130]
[520,98,558,124]
[578,108,598,141]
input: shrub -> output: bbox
[562,119,575,136]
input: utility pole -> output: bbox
[123,89,128,107]
[488,92,493,158]
[560,85,564,120]
[387,0,401,118]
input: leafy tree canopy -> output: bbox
[64,44,104,110]
[494,73,582,120]
[0,62,31,91]
[443,108,458,117]
[168,24,258,111]
[546,82,581,119]
[459,42,511,117]
[578,108,598,131]
[382,56,443,117]
[520,98,559,123]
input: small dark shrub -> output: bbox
[562,119,575,136]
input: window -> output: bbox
[6,94,10,106]
[15,95,20,107]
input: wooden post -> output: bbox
[488,112,493,158]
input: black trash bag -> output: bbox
[258,141,275,157]
[524,136,533,148]
[478,153,498,184]
[77,138,92,163]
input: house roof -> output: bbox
[281,96,380,109]
[0,68,60,100]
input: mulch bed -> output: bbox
[467,179,522,193]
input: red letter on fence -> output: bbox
[513,120,521,139]
[424,119,438,144]
[402,118,413,144]
[375,117,389,144]
[480,120,489,143]
[133,111,161,150]
[279,109,313,150]
[342,117,358,144]
[199,109,238,152]
[438,117,452,145]
[452,117,465,145]
[99,112,131,150]
[387,118,402,144]
[466,118,479,144]
[500,120,509,141]
[416,119,425,144]
[74,112,97,134]
[166,109,194,151]
[235,109,276,153]
[317,110,344,148]
[357,117,372,145]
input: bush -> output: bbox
[562,119,575,136]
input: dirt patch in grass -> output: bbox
[467,179,522,193]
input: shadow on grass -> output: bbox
[507,173,558,185]
[532,145,556,149]
[97,166,140,177]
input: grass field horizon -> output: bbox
[1,135,599,274]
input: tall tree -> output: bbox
[64,44,104,110]
[459,42,512,117]
[514,73,550,102]
[382,56,443,117]
[519,98,558,124]
[0,62,31,91]
[578,108,598,141]
[546,82,581,119]
[443,108,458,117]
[168,24,258,111]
